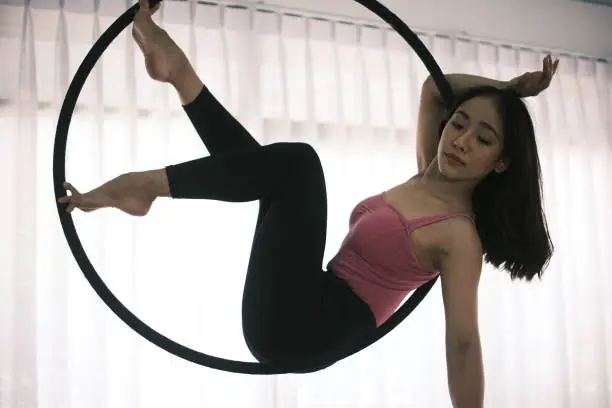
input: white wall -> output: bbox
[261,0,612,59]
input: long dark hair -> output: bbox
[440,85,554,281]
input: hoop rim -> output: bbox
[52,0,455,375]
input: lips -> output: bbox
[444,153,465,165]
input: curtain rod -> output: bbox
[173,0,610,62]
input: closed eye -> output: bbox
[478,136,492,146]
[452,122,492,145]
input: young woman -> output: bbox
[58,1,557,406]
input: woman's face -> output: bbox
[436,95,507,181]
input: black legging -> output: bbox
[164,86,376,365]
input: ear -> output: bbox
[494,158,509,173]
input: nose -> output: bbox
[452,137,467,152]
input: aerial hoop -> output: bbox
[53,0,455,374]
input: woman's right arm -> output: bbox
[416,56,558,172]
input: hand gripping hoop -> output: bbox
[53,0,456,374]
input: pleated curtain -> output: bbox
[0,1,611,407]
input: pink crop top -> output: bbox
[329,192,472,327]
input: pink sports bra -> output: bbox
[329,192,472,326]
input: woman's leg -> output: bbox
[175,72,272,238]
[178,82,260,153]
[172,66,375,363]
[129,7,373,362]
[165,142,330,362]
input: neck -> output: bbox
[419,158,476,208]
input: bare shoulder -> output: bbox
[438,216,483,277]
[440,215,481,252]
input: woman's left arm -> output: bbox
[439,218,486,408]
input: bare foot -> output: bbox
[58,174,156,217]
[132,0,189,84]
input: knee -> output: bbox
[287,142,323,174]
[296,142,320,163]
[272,142,320,165]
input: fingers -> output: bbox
[543,55,552,77]
[543,54,560,78]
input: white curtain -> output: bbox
[1,1,611,407]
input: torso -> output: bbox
[382,175,474,274]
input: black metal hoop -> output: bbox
[53,0,455,374]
